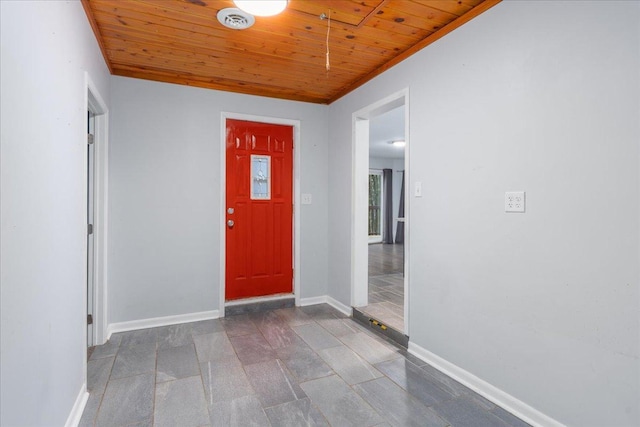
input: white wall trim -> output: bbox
[85,72,109,346]
[326,295,353,316]
[219,112,302,317]
[401,92,410,336]
[299,295,353,317]
[64,385,89,427]
[408,341,565,427]
[107,310,220,338]
[299,296,328,306]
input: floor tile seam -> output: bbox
[261,397,331,427]
[96,372,155,427]
[351,377,452,427]
[368,274,396,279]
[223,329,245,366]
[317,343,384,384]
[313,316,355,339]
[373,363,466,410]
[149,341,158,427]
[88,350,116,426]
[378,288,405,298]
[378,293,404,303]
[193,344,212,418]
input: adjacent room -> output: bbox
[1,1,638,427]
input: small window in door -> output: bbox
[251,155,271,200]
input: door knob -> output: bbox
[227,207,234,214]
[227,219,235,228]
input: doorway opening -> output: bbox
[85,74,109,359]
[220,114,302,317]
[87,110,95,352]
[351,90,409,340]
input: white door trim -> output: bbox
[85,72,109,347]
[351,89,410,335]
[219,113,301,317]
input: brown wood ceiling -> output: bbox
[82,0,500,104]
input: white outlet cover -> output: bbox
[505,191,525,213]
[301,193,312,205]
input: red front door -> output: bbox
[225,119,293,300]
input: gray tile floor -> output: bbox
[82,304,530,427]
[360,243,405,331]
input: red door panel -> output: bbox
[225,119,293,300]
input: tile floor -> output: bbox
[360,243,405,331]
[81,304,530,427]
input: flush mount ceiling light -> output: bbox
[217,8,255,30]
[233,0,288,17]
[390,140,406,147]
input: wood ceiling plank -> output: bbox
[412,0,483,16]
[96,21,381,77]
[92,17,402,84]
[104,40,357,85]
[100,29,372,75]
[91,3,421,55]
[104,42,357,88]
[329,0,502,102]
[81,0,113,72]
[287,0,376,26]
[97,23,377,79]
[376,3,461,31]
[91,8,389,63]
[82,0,501,104]
[112,64,330,103]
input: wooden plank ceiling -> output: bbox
[82,0,500,104]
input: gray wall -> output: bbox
[109,77,329,323]
[0,1,111,425]
[328,1,639,426]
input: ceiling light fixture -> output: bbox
[390,140,406,147]
[233,0,288,17]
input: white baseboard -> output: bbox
[408,342,565,427]
[64,385,89,427]
[107,309,220,339]
[326,296,353,316]
[299,295,353,317]
[299,296,328,306]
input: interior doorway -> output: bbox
[219,113,302,317]
[87,111,96,348]
[363,106,405,331]
[352,90,409,339]
[85,74,109,355]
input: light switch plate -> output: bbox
[301,193,312,205]
[414,182,422,197]
[505,191,525,212]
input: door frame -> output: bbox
[219,113,301,317]
[352,89,410,334]
[85,73,109,348]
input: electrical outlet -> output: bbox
[301,193,312,205]
[505,191,525,213]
